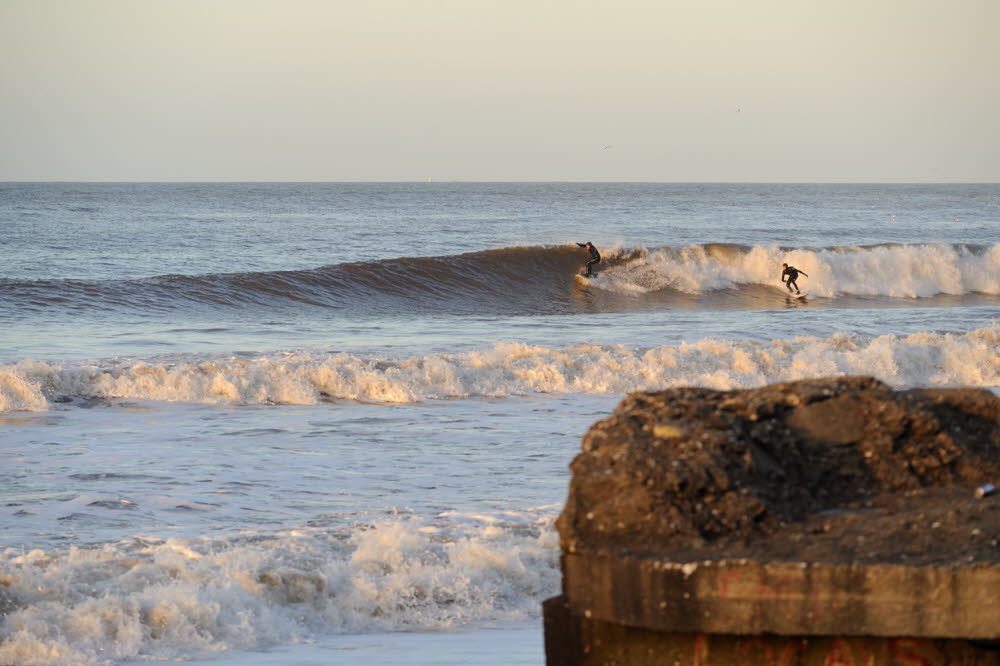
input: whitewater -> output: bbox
[4,327,1000,412]
[1,182,999,665]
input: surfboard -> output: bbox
[777,285,807,299]
[575,273,597,283]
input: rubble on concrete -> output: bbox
[557,376,1000,566]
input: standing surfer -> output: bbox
[577,242,601,277]
[781,263,808,294]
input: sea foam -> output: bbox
[2,326,998,412]
[0,512,558,665]
[598,242,1000,297]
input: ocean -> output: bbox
[1,182,998,665]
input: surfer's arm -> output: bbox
[576,243,586,248]
[801,272,809,277]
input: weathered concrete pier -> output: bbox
[544,377,1000,665]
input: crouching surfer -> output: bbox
[577,242,601,277]
[781,263,808,294]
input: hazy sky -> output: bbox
[1,0,997,181]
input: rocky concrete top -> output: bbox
[557,377,1000,566]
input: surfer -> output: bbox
[781,263,808,294]
[577,242,601,277]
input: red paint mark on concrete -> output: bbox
[823,637,856,666]
[693,633,708,666]
[780,639,807,666]
[890,638,931,665]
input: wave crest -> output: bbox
[601,242,1000,298]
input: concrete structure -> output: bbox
[544,378,1000,665]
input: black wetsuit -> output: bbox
[781,265,807,293]
[577,243,601,276]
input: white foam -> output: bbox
[2,326,997,411]
[0,513,559,665]
[598,243,1000,297]
[0,365,48,412]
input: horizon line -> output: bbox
[3,179,998,185]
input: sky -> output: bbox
[1,0,997,182]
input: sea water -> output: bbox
[1,183,998,665]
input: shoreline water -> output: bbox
[125,622,544,666]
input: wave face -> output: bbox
[4,326,998,411]
[2,243,998,318]
[0,246,601,318]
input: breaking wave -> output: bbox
[601,242,1000,299]
[3,326,998,412]
[0,511,559,665]
[2,243,998,318]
